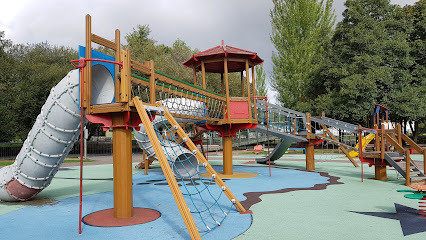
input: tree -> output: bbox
[311,0,415,126]
[402,0,426,141]
[0,41,77,141]
[255,65,268,97]
[270,0,335,109]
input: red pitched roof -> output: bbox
[183,44,263,73]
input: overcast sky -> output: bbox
[0,0,419,101]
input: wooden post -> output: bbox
[306,141,315,171]
[224,58,231,122]
[201,61,206,89]
[306,113,312,139]
[221,73,224,95]
[375,158,387,180]
[115,29,121,101]
[149,60,155,104]
[405,150,411,186]
[381,124,385,160]
[223,136,233,175]
[112,113,133,218]
[374,124,379,151]
[120,49,131,103]
[292,118,297,135]
[245,60,252,121]
[84,14,92,108]
[193,67,197,85]
[240,71,244,97]
[397,123,402,146]
[423,148,426,175]
[251,66,257,121]
[143,151,148,175]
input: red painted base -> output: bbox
[82,208,161,227]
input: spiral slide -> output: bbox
[349,133,376,157]
[0,57,205,201]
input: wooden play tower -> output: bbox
[183,42,263,178]
[75,15,254,239]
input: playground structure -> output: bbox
[0,13,426,240]
[254,100,426,185]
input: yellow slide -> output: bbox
[349,133,376,157]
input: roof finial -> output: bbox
[221,40,224,47]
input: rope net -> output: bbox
[145,110,236,232]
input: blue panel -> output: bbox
[78,46,115,102]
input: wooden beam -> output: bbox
[149,60,156,104]
[120,49,131,103]
[84,14,92,108]
[240,71,244,97]
[381,124,385,160]
[251,66,257,121]
[384,134,405,154]
[321,124,359,167]
[131,60,151,74]
[133,98,201,240]
[201,61,206,89]
[115,29,121,103]
[193,67,197,85]
[401,134,424,154]
[306,113,312,139]
[88,103,130,114]
[245,61,252,121]
[224,58,231,122]
[92,33,116,50]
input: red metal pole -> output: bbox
[265,98,271,177]
[79,68,84,234]
[358,127,363,183]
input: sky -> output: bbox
[0,0,419,102]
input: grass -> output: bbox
[0,158,96,166]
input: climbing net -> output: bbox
[145,110,236,232]
[131,74,224,121]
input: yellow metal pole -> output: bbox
[223,136,233,175]
[112,113,133,218]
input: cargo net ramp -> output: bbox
[131,71,224,122]
[133,97,246,238]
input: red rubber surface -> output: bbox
[83,208,161,227]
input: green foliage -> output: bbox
[310,0,420,127]
[255,65,268,97]
[270,0,335,109]
[0,39,77,141]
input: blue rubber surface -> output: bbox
[0,166,329,240]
